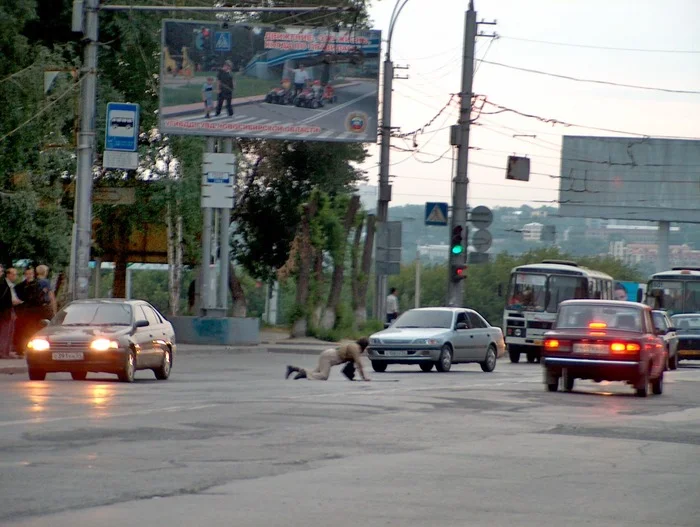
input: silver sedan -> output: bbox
[367,307,506,373]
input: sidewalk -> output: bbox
[0,330,351,375]
[161,81,361,119]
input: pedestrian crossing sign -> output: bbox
[215,31,231,52]
[425,202,449,226]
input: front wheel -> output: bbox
[419,363,434,372]
[117,351,135,383]
[508,346,521,363]
[435,345,452,372]
[371,361,387,372]
[526,351,538,363]
[480,346,497,373]
[668,353,678,371]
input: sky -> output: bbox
[361,0,700,210]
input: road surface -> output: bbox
[1,349,699,526]
[162,81,378,142]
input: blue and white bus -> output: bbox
[645,267,700,316]
[503,260,614,363]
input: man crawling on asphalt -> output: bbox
[286,337,371,381]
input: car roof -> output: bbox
[68,298,147,306]
[406,307,477,313]
[559,299,646,309]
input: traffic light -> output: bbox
[451,264,467,282]
[450,225,464,255]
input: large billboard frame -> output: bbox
[558,136,700,223]
[159,20,380,143]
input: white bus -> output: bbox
[503,260,614,363]
[645,267,700,316]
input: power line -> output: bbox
[478,59,700,95]
[499,35,700,54]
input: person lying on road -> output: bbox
[286,337,370,381]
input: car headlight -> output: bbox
[412,338,440,345]
[369,338,381,345]
[27,338,50,351]
[90,339,119,351]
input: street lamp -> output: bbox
[375,0,411,321]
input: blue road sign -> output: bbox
[425,202,449,226]
[105,102,139,152]
[215,31,232,51]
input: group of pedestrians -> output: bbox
[0,265,56,359]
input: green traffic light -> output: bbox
[451,245,464,255]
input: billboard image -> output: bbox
[558,136,700,223]
[160,20,380,143]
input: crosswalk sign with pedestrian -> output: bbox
[425,202,449,226]
[215,32,231,52]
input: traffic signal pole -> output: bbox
[447,2,477,306]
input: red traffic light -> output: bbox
[450,264,467,282]
[455,267,464,277]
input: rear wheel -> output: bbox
[668,353,678,371]
[635,367,649,397]
[526,351,537,363]
[547,382,559,392]
[153,349,172,380]
[419,363,434,372]
[435,345,453,372]
[71,371,87,381]
[564,374,575,392]
[371,361,387,372]
[28,368,46,381]
[652,371,664,395]
[480,346,497,373]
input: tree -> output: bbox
[350,212,375,326]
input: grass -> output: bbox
[162,74,275,106]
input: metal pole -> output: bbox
[447,2,477,307]
[93,258,101,298]
[374,57,393,321]
[200,137,215,314]
[657,221,670,272]
[125,266,132,300]
[70,0,99,300]
[415,244,421,309]
[219,139,233,311]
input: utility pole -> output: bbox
[374,0,410,321]
[70,0,99,301]
[447,1,495,306]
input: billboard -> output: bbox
[159,20,380,143]
[558,136,700,223]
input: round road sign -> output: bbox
[471,229,492,253]
[469,205,493,228]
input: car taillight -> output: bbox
[544,339,571,352]
[610,342,640,354]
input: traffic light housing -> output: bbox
[450,225,464,255]
[451,264,467,282]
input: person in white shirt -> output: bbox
[290,64,310,96]
[386,287,399,324]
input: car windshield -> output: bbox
[506,273,546,312]
[393,310,453,329]
[556,305,642,332]
[646,280,700,315]
[52,303,133,326]
[671,314,700,333]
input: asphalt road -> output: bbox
[165,80,378,142]
[1,350,699,527]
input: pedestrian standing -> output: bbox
[386,287,399,325]
[202,76,214,118]
[35,265,56,319]
[286,338,371,381]
[215,60,235,117]
[0,266,20,358]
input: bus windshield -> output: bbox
[646,279,700,315]
[507,272,588,313]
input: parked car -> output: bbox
[670,313,700,363]
[24,299,176,382]
[652,310,679,370]
[542,300,666,397]
[367,307,505,373]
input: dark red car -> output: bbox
[542,300,667,397]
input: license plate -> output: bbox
[573,343,608,355]
[385,350,405,357]
[52,352,84,361]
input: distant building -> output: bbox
[609,242,700,268]
[522,222,543,241]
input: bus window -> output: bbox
[546,275,588,312]
[648,280,683,314]
[684,282,700,313]
[506,273,546,311]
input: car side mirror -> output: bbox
[654,328,665,336]
[455,322,468,330]
[135,319,149,328]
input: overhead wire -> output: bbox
[498,35,700,54]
